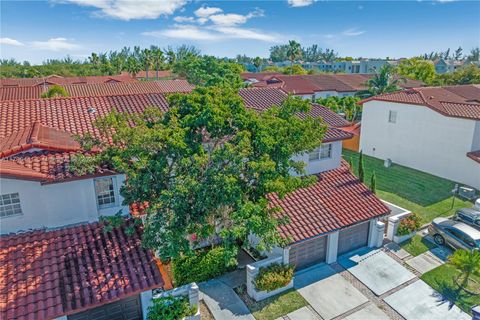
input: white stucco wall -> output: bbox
[0,174,128,235]
[291,141,342,176]
[360,100,480,189]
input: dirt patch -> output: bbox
[200,300,214,320]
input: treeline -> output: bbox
[0,45,202,79]
[421,47,479,62]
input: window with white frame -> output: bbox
[0,193,23,218]
[388,110,397,123]
[94,177,116,208]
[308,144,332,161]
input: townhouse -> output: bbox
[242,73,424,101]
[360,84,480,189]
[1,84,390,319]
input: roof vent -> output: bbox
[429,96,434,100]
[87,107,96,114]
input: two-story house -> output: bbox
[1,87,390,320]
[360,85,480,189]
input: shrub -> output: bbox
[147,296,196,320]
[172,246,237,286]
[397,213,421,236]
[253,263,294,292]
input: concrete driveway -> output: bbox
[384,280,470,320]
[338,248,416,295]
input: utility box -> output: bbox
[458,186,476,200]
[384,158,392,168]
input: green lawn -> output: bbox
[399,235,437,256]
[342,150,472,224]
[421,264,480,314]
[235,287,307,320]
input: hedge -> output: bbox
[147,296,196,320]
[172,247,237,286]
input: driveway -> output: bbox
[292,248,470,320]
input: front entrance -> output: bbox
[68,295,142,320]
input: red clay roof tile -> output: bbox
[0,220,164,320]
[269,160,390,243]
[362,85,480,120]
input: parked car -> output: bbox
[428,217,480,251]
[453,208,480,230]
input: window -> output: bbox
[388,110,397,123]
[308,144,332,161]
[94,177,116,208]
[0,193,22,218]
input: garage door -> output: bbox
[68,295,142,320]
[289,235,327,270]
[338,222,370,256]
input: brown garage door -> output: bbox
[338,221,370,256]
[68,295,142,320]
[289,235,327,270]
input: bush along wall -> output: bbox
[253,263,294,292]
[172,246,237,286]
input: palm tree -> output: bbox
[448,249,480,291]
[41,85,69,98]
[286,40,302,75]
[140,48,153,80]
[150,46,165,80]
[88,53,100,67]
[355,65,405,98]
[126,55,141,78]
[253,56,263,72]
[164,46,176,68]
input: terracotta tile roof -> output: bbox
[238,87,288,110]
[0,122,80,157]
[239,88,351,127]
[0,75,137,88]
[362,85,480,120]
[241,72,283,81]
[323,127,353,142]
[0,151,114,182]
[339,122,361,136]
[0,220,164,320]
[268,160,390,243]
[0,81,194,101]
[0,93,170,140]
[467,150,480,164]
[247,74,424,94]
[134,70,172,79]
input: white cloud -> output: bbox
[288,0,314,7]
[197,17,208,24]
[58,0,187,20]
[174,16,195,23]
[341,28,365,36]
[31,37,80,51]
[143,25,279,42]
[209,8,264,27]
[0,37,24,46]
[194,6,223,18]
[213,27,278,42]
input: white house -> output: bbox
[1,88,390,320]
[360,85,480,189]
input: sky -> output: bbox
[1,0,479,64]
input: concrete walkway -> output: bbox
[199,279,254,320]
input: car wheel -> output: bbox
[434,234,445,245]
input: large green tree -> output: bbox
[172,55,244,88]
[397,58,436,84]
[79,87,327,260]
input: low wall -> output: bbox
[246,255,293,301]
[152,283,200,320]
[386,211,412,241]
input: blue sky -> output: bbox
[1,0,479,64]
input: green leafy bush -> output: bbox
[397,213,422,236]
[253,263,294,292]
[147,296,196,320]
[172,247,237,286]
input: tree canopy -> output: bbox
[76,87,327,260]
[397,58,436,84]
[315,96,361,122]
[172,55,244,88]
[356,65,404,98]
